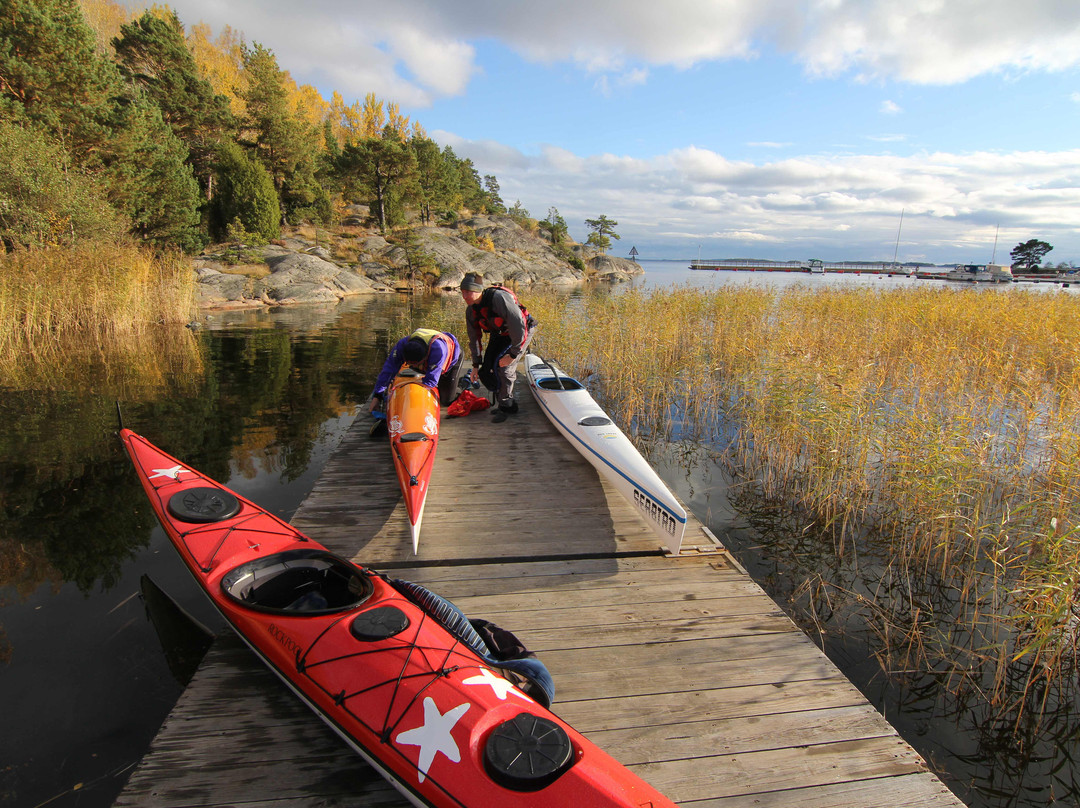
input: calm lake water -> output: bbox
[1,263,1075,808]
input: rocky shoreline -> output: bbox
[194,211,644,309]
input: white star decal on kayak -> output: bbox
[395,697,470,783]
[462,667,530,701]
[148,465,186,480]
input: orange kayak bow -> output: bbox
[386,370,440,552]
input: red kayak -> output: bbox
[120,429,677,808]
[386,370,440,552]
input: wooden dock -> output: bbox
[115,381,966,807]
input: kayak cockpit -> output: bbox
[535,376,583,391]
[221,549,372,614]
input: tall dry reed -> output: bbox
[526,282,1080,716]
[0,243,200,391]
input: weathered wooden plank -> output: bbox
[630,738,932,802]
[586,704,899,763]
[388,551,733,584]
[537,630,832,674]
[549,650,841,702]
[438,580,773,611]
[114,636,409,808]
[683,774,961,808]
[553,677,867,731]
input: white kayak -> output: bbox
[523,353,687,555]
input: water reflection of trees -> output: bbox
[0,297,413,599]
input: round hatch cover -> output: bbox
[351,606,410,640]
[484,713,574,790]
[167,487,241,523]
[577,416,612,427]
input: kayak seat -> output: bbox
[221,550,373,615]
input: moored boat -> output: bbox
[386,369,440,552]
[946,263,1014,283]
[120,428,678,808]
[523,354,688,555]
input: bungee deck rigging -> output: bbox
[121,428,677,808]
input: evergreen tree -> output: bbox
[585,215,620,254]
[240,43,301,191]
[482,174,506,214]
[210,141,280,241]
[409,135,453,223]
[1010,239,1053,271]
[0,0,119,155]
[106,96,205,251]
[0,118,123,249]
[0,0,203,250]
[112,10,236,197]
[240,42,326,224]
[280,152,332,226]
[339,133,417,233]
[540,207,568,244]
[455,156,487,213]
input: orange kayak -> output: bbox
[386,370,440,552]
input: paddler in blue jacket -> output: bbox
[368,328,463,414]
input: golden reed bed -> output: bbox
[523,283,1080,721]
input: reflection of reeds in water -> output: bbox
[0,244,202,394]
[528,283,1080,718]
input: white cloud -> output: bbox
[142,1,1080,263]
[155,0,1080,106]
[880,100,902,115]
[440,134,1080,263]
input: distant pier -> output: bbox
[690,259,1079,286]
[689,259,914,275]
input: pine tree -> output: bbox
[0,0,120,155]
[113,11,236,197]
[1,0,204,250]
[239,42,328,224]
[409,135,453,224]
[107,96,204,251]
[585,215,620,254]
[339,133,417,233]
[211,141,280,241]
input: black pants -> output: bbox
[479,331,533,407]
[436,354,463,406]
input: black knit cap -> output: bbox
[402,338,427,363]
[459,272,484,292]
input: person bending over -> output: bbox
[368,328,463,414]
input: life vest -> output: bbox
[408,328,457,374]
[471,286,531,336]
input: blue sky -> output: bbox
[145,0,1080,264]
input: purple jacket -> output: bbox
[373,332,462,395]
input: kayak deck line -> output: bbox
[116,372,966,808]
